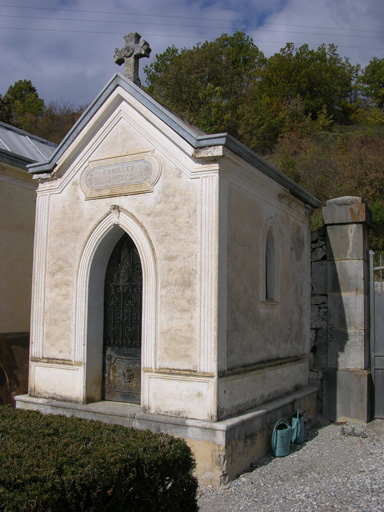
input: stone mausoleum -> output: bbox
[17,34,321,485]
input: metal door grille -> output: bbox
[104,234,142,350]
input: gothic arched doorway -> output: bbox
[103,232,142,403]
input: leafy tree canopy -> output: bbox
[0,95,13,125]
[3,79,45,131]
[144,32,266,135]
[0,80,85,143]
[360,57,384,109]
[144,37,362,152]
[256,43,359,124]
[37,101,86,144]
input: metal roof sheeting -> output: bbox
[0,122,57,167]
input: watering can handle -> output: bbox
[291,408,301,442]
[295,408,301,437]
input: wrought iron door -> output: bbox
[103,233,142,403]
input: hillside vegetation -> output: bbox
[144,33,384,250]
[1,32,384,249]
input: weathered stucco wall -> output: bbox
[214,162,312,418]
[225,183,310,368]
[43,189,197,357]
[40,154,200,368]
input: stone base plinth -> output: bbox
[323,368,372,422]
[16,386,317,487]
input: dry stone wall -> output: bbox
[310,226,328,406]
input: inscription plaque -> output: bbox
[86,160,152,190]
[81,151,161,199]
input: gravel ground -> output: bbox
[197,415,384,511]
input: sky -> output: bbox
[1,0,384,107]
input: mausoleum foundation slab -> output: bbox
[16,385,317,487]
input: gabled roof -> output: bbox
[0,122,57,169]
[27,73,321,208]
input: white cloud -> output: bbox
[248,0,384,65]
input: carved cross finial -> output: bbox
[114,33,151,87]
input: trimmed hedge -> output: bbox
[0,406,198,511]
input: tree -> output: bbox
[144,38,361,154]
[3,79,45,131]
[0,94,13,125]
[144,32,266,137]
[360,57,384,109]
[255,43,359,125]
[0,80,85,143]
[36,101,86,144]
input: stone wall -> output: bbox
[310,226,328,407]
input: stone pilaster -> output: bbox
[322,197,372,421]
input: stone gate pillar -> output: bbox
[322,197,372,422]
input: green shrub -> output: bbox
[0,406,198,511]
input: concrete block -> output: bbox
[327,329,366,369]
[312,260,327,294]
[326,224,366,261]
[328,292,366,331]
[325,196,362,207]
[322,368,372,422]
[323,197,371,226]
[327,260,366,294]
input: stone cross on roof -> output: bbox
[114,33,151,87]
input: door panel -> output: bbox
[103,233,142,403]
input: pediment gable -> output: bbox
[28,74,202,178]
[28,73,320,208]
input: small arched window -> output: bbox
[265,229,276,301]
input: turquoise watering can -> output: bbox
[271,418,292,457]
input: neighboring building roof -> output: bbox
[0,122,57,169]
[27,73,321,209]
